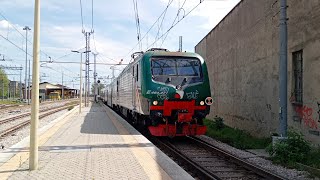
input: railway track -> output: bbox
[107,102,287,179]
[151,136,286,180]
[0,99,78,112]
[0,100,78,124]
[0,105,74,137]
[0,102,76,125]
[0,104,21,110]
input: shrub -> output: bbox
[67,106,74,111]
[267,130,311,165]
[214,116,224,129]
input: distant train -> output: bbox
[102,48,212,136]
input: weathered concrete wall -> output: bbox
[195,0,320,144]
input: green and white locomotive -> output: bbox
[104,48,212,136]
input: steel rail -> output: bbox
[0,101,77,125]
[188,136,287,180]
[151,137,219,180]
[0,105,72,137]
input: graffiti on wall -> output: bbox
[295,105,318,130]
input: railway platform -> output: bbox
[0,103,193,180]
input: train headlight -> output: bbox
[200,101,205,106]
[153,101,158,105]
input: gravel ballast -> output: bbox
[198,135,317,180]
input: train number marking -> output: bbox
[146,87,169,100]
[186,90,199,99]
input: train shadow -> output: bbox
[80,101,140,135]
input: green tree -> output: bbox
[91,83,105,95]
[0,68,9,99]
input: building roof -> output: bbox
[22,82,78,90]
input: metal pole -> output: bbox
[29,0,40,170]
[84,58,87,106]
[279,0,288,137]
[20,66,22,100]
[23,26,30,103]
[80,54,82,113]
[62,71,64,100]
[13,81,15,100]
[7,83,9,100]
[179,36,182,52]
[2,78,3,100]
[28,57,31,104]
[83,31,92,106]
[93,52,98,102]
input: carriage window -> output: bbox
[151,57,201,77]
[136,64,139,81]
[116,80,119,92]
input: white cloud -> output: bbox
[0,20,12,29]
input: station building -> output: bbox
[22,82,78,101]
[195,0,320,144]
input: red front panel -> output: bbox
[178,113,193,122]
[150,100,206,116]
[148,124,207,136]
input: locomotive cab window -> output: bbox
[151,57,201,77]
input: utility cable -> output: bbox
[155,0,174,45]
[160,0,187,47]
[148,1,203,50]
[123,0,174,58]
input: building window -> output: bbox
[292,50,303,104]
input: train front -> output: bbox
[142,51,212,136]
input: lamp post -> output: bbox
[29,0,40,170]
[71,50,90,113]
[23,26,31,104]
[92,52,98,102]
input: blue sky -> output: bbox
[0,0,240,89]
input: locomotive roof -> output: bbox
[143,50,199,58]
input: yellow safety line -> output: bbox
[103,105,172,180]
[0,107,78,180]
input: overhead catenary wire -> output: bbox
[160,0,187,47]
[155,0,174,44]
[122,0,174,58]
[0,11,25,39]
[0,10,80,87]
[0,11,60,65]
[0,34,32,56]
[148,1,203,50]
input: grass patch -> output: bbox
[204,118,271,149]
[0,100,22,105]
[305,148,320,169]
